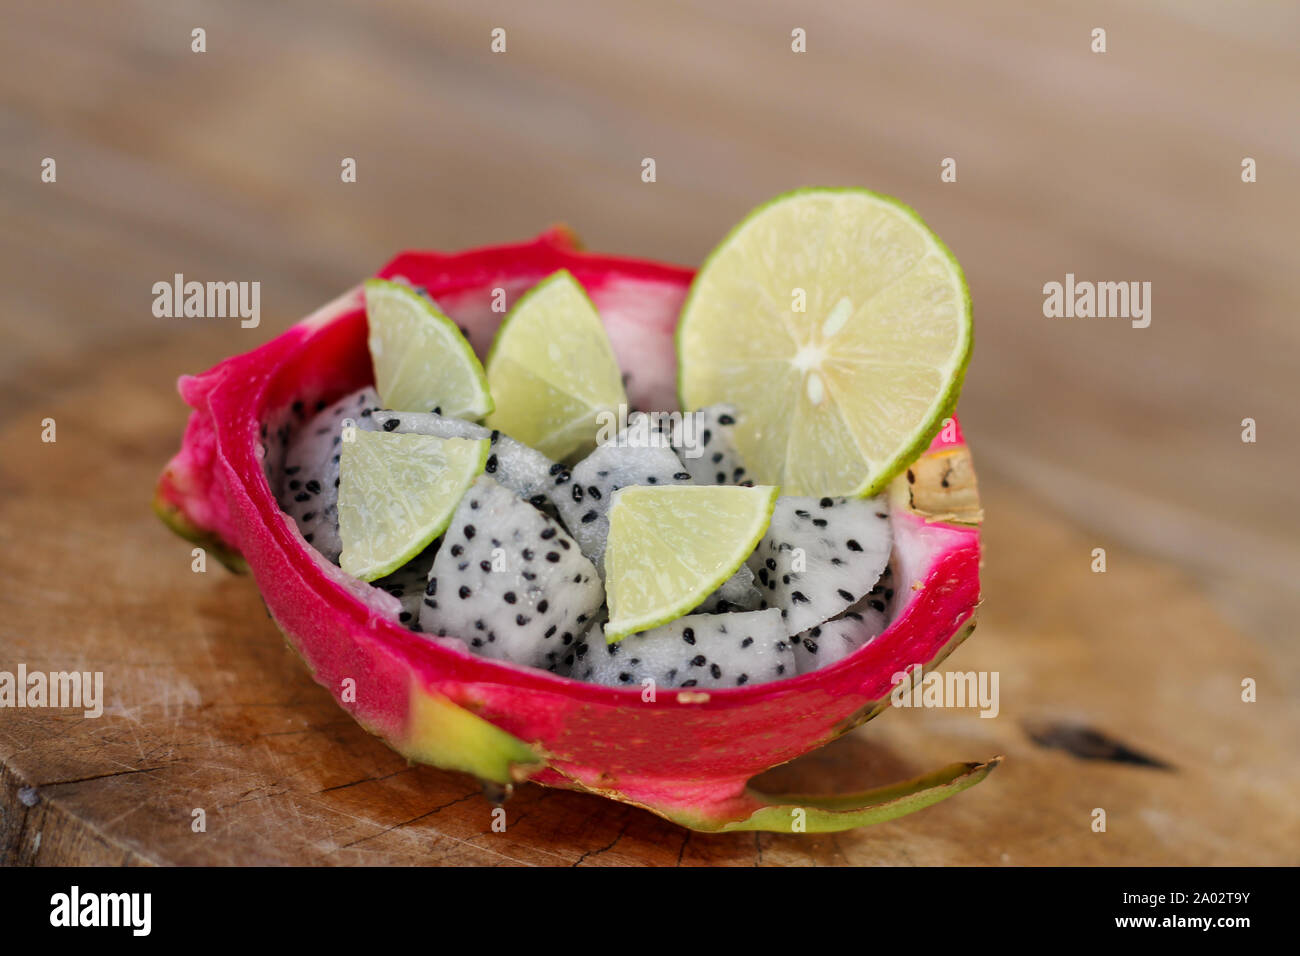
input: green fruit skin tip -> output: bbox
[604,484,779,643]
[364,277,494,419]
[674,186,973,498]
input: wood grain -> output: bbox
[1,0,1296,864]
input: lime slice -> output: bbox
[484,270,627,461]
[365,278,493,418]
[677,188,972,497]
[604,484,778,642]
[338,431,488,581]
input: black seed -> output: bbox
[399,611,411,623]
[681,679,698,687]
[545,552,560,563]
[646,476,658,484]
[736,674,748,685]
[820,497,834,508]
[472,638,483,647]
[847,539,863,552]
[703,429,712,446]
[549,462,566,475]
[558,539,571,550]
[522,571,537,581]
[504,592,517,604]
[424,598,438,609]
[426,578,438,595]
[464,525,476,539]
[782,574,790,584]
[715,472,726,483]
[741,637,753,648]
[475,619,485,630]
[795,509,810,519]
[538,600,549,613]
[305,480,321,494]
[869,600,886,612]
[618,672,632,683]
[690,655,706,667]
[810,626,822,637]
[812,518,827,528]
[294,492,310,502]
[577,613,588,623]
[765,559,776,571]
[490,430,500,442]
[682,628,696,645]
[791,591,809,603]
[804,639,819,654]
[846,612,863,621]
[581,510,598,524]
[485,454,498,473]
[516,614,529,626]
[479,560,491,572]
[712,452,723,464]
[831,557,844,566]
[588,486,602,500]
[717,414,735,426]
[458,586,471,599]
[540,527,557,539]
[289,480,301,490]
[837,588,854,602]
[383,419,400,432]
[304,533,314,543]
[545,625,557,638]
[710,663,721,679]
[572,484,584,502]
[303,511,315,522]
[284,466,301,475]
[562,632,573,645]
[292,400,304,415]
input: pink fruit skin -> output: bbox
[155,229,983,828]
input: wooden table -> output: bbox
[2,0,1296,865]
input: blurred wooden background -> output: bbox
[1,0,1296,865]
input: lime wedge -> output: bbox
[338,431,488,581]
[676,188,972,497]
[365,278,493,418]
[604,484,778,642]
[484,270,627,461]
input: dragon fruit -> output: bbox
[791,566,894,674]
[673,403,752,486]
[419,476,602,672]
[154,230,994,832]
[278,387,381,561]
[574,608,793,688]
[371,550,436,630]
[748,495,893,634]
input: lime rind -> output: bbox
[365,278,494,419]
[675,187,972,498]
[603,484,779,643]
[338,432,489,582]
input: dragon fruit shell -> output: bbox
[154,229,995,832]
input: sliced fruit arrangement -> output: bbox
[155,202,992,833]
